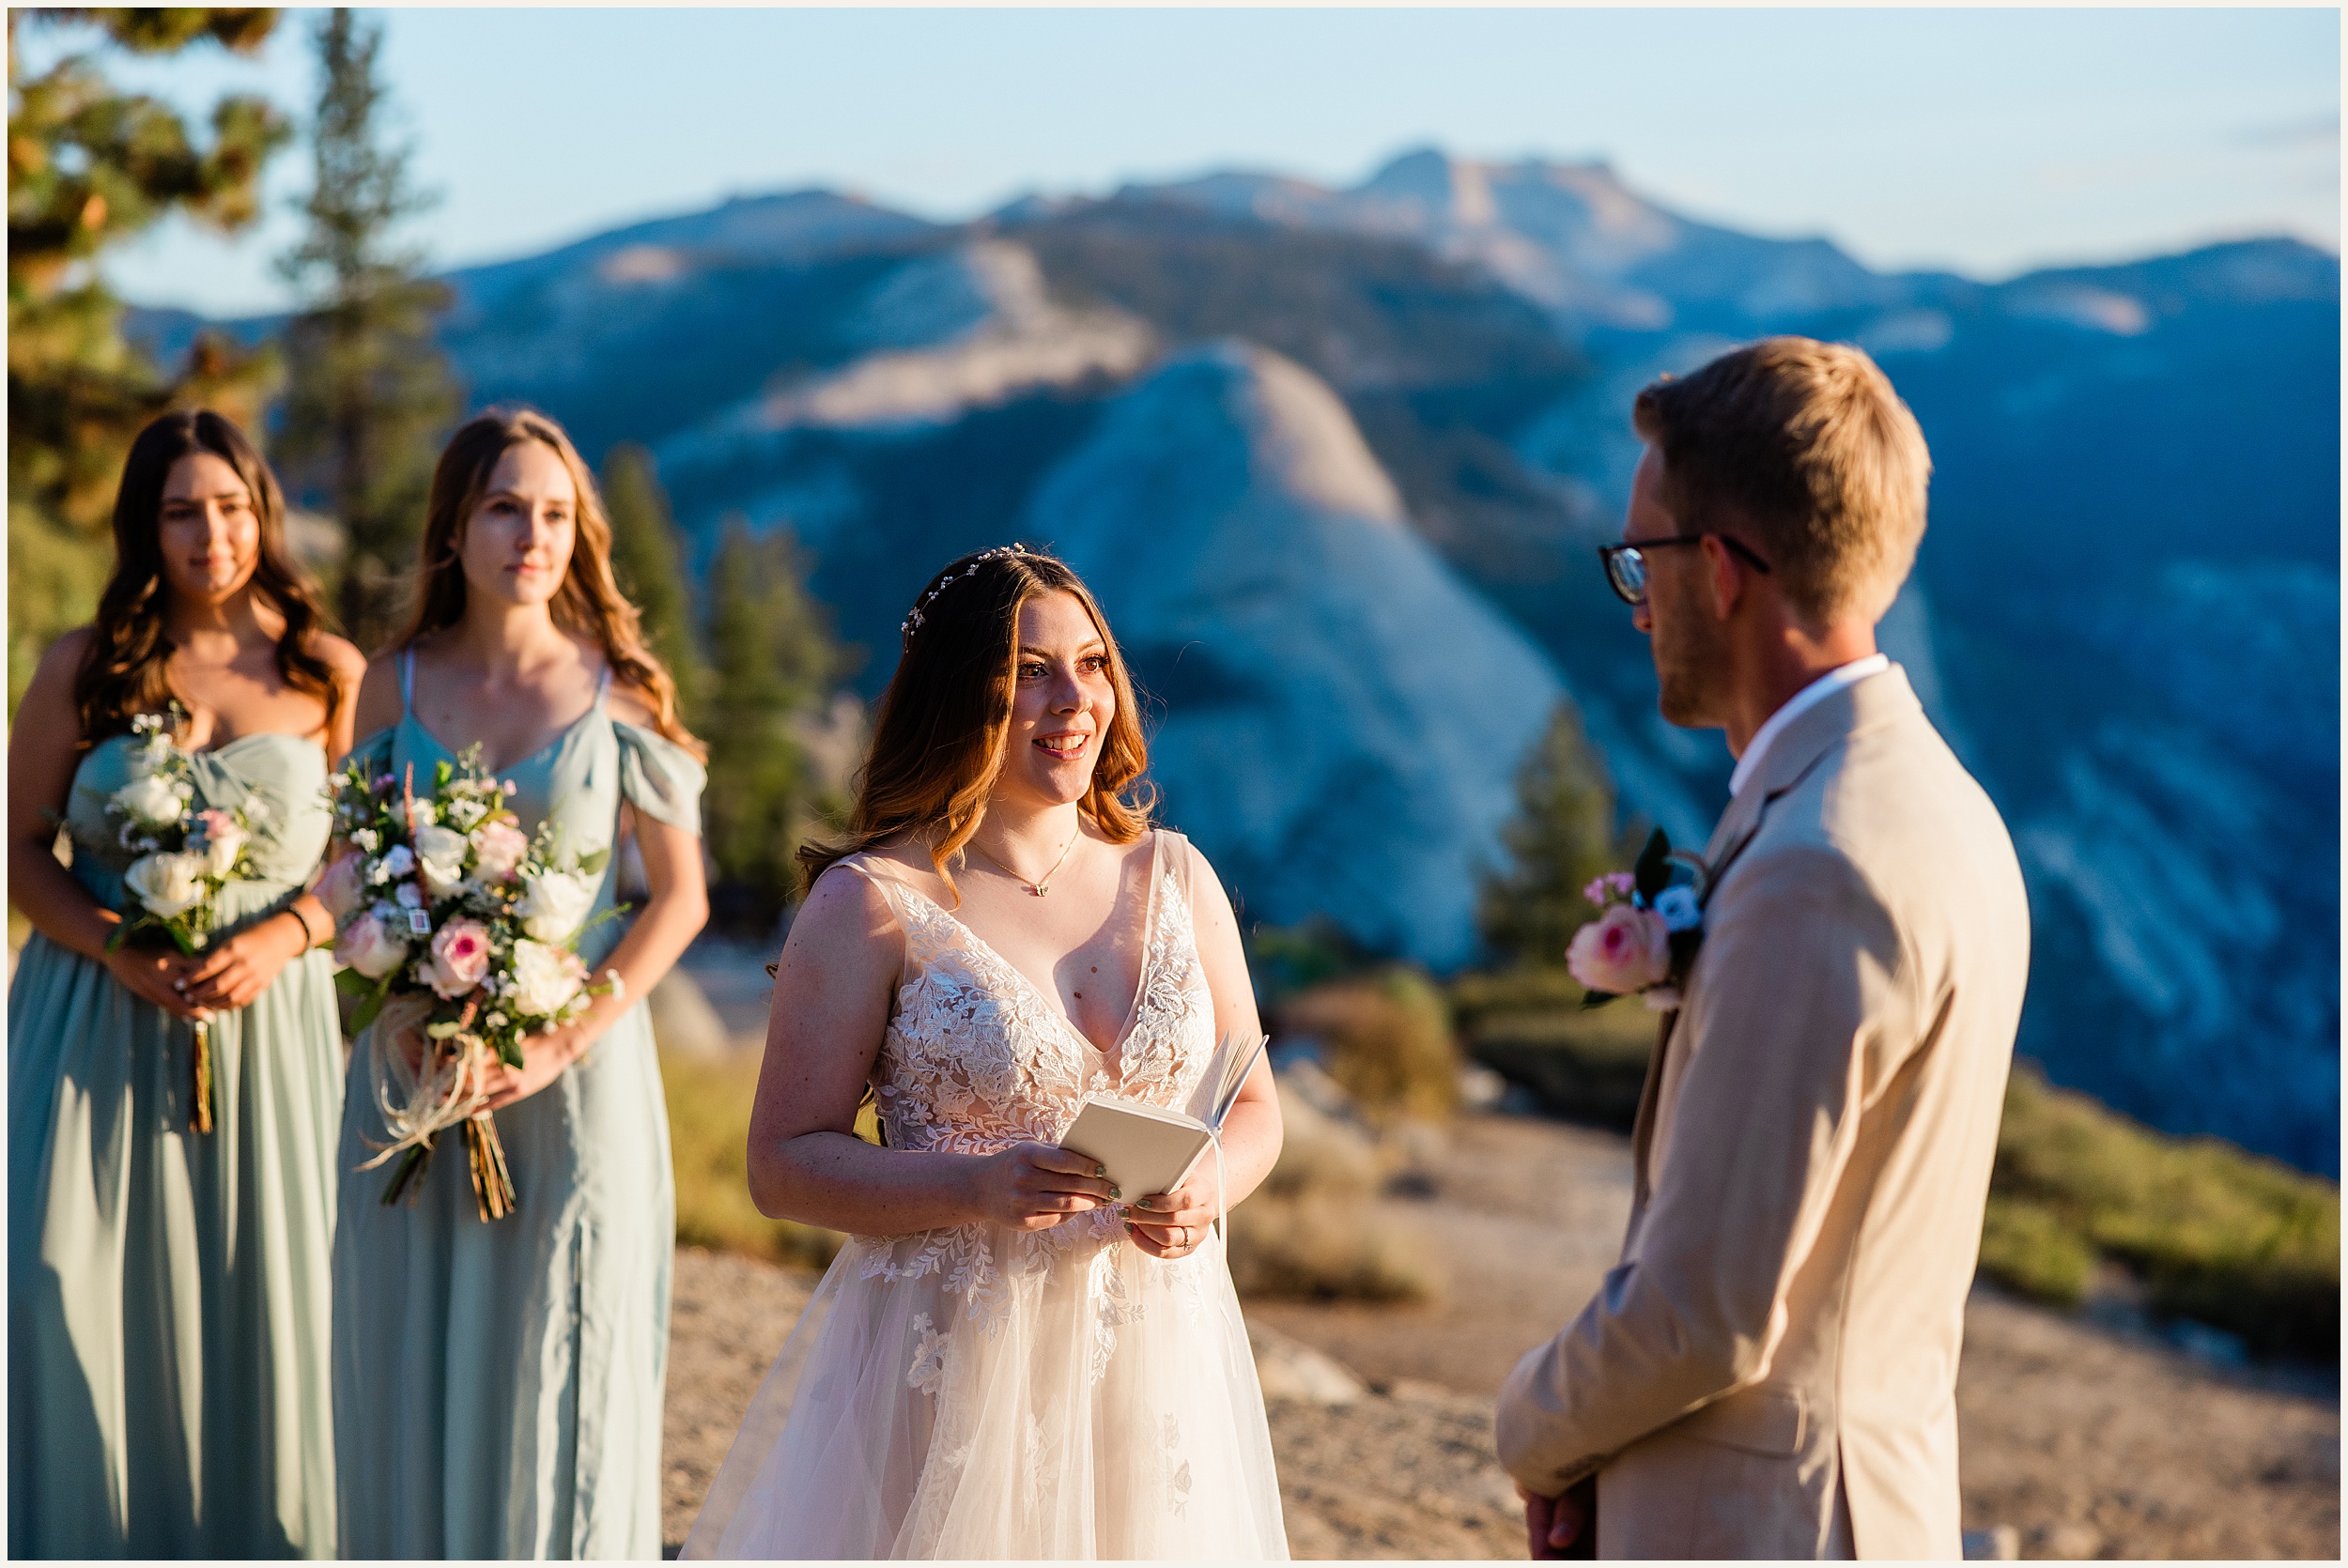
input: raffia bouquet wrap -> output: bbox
[323,747,623,1221]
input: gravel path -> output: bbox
[661,1112,2339,1559]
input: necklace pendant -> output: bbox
[1028,883,1048,898]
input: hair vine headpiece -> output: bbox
[900,542,1031,642]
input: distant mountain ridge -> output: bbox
[127,149,2342,1172]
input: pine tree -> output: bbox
[701,517,838,927]
[1478,699,1630,969]
[8,8,292,706]
[599,442,704,715]
[272,7,459,649]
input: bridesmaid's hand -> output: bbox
[475,1024,587,1111]
[179,911,309,1012]
[974,1143,1116,1231]
[1123,1172,1219,1260]
[102,944,211,1022]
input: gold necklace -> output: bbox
[965,831,1080,898]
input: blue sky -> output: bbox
[31,7,2340,317]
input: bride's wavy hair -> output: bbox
[797,546,1153,901]
[391,406,703,758]
[73,409,340,747]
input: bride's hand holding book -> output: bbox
[970,1142,1118,1230]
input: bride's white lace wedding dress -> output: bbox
[683,830,1289,1559]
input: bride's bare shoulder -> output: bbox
[788,855,905,964]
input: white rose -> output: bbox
[413,823,471,898]
[508,939,584,1018]
[516,869,597,943]
[125,730,173,779]
[200,824,248,879]
[124,851,209,919]
[112,772,191,830]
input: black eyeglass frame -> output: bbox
[1597,533,1773,606]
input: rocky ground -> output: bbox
[661,1111,2340,1560]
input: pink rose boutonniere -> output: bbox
[1567,829,1709,1013]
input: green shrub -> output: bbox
[1452,965,1658,1130]
[662,1049,842,1269]
[1976,1195,2096,1306]
[1275,966,1461,1128]
[1988,1068,2339,1360]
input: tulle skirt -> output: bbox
[683,1207,1288,1560]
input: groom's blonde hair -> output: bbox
[1633,337,1931,626]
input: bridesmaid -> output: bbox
[8,410,364,1557]
[332,407,709,1559]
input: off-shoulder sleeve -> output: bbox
[612,721,707,836]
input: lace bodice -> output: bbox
[843,829,1217,1160]
[682,830,1288,1561]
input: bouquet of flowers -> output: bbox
[1566,828,1709,1013]
[322,748,623,1222]
[72,708,272,1133]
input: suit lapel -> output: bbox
[1630,1010,1673,1212]
[1623,667,1923,1218]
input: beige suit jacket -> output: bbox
[1495,665,2031,1559]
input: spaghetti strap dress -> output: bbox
[683,829,1288,1560]
[8,730,344,1558]
[331,652,706,1559]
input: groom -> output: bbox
[1496,338,2031,1558]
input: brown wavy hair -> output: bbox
[798,546,1152,900]
[391,406,702,756]
[73,409,340,747]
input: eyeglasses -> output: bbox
[1597,534,1772,607]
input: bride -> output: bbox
[683,545,1289,1560]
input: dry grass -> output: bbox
[1227,1080,1438,1304]
[661,1048,843,1269]
[1275,967,1462,1127]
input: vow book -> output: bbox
[1059,1027,1267,1202]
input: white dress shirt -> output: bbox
[1728,654,1892,798]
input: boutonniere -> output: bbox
[1567,828,1710,1012]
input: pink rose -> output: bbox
[316,849,366,919]
[1566,902,1672,996]
[470,819,529,884]
[419,917,493,999]
[334,911,409,980]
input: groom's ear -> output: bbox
[1699,531,1751,622]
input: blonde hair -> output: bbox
[797,546,1153,901]
[394,406,703,757]
[1633,336,1931,625]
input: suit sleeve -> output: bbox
[1494,844,1915,1492]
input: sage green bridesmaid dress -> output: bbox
[8,732,343,1558]
[332,655,705,1560]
